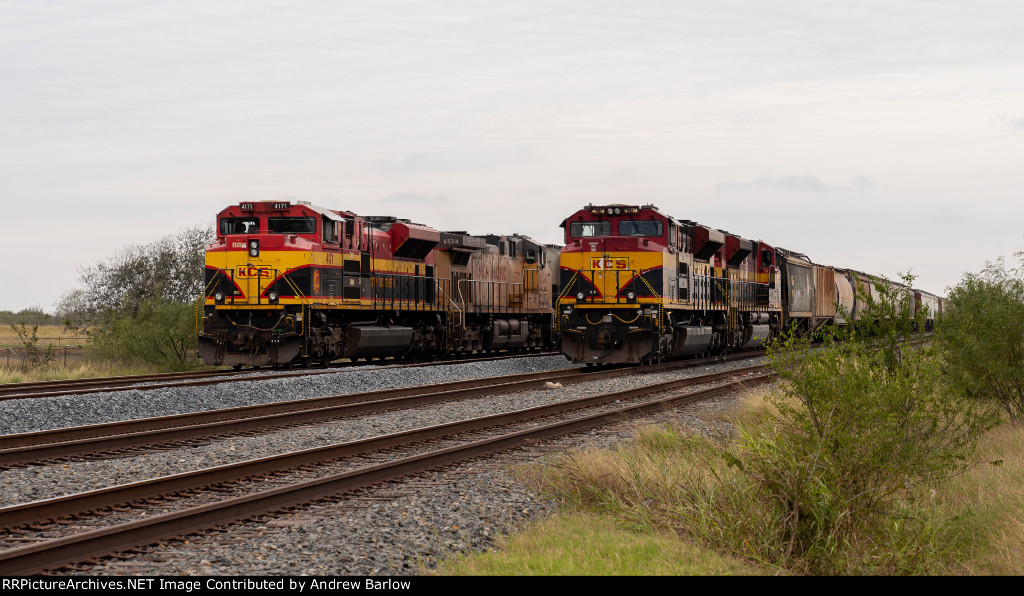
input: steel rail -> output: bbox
[0,364,769,530]
[0,369,772,575]
[0,351,764,465]
[0,351,560,400]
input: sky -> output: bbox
[2,1,1022,312]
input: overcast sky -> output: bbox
[2,1,1022,312]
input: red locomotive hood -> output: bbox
[389,221,440,260]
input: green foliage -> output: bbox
[737,272,996,573]
[54,225,213,371]
[90,298,202,371]
[57,225,213,321]
[937,254,1024,425]
[1,308,64,328]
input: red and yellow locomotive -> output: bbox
[557,204,782,364]
[199,200,559,368]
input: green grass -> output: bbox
[436,513,761,576]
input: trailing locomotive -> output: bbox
[556,204,942,364]
[198,201,559,368]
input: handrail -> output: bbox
[434,279,462,336]
[196,269,226,334]
[553,270,581,334]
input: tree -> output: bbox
[61,226,212,318]
[938,253,1024,424]
[57,225,214,370]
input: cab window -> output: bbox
[322,216,338,243]
[570,221,611,237]
[617,220,663,237]
[269,217,316,234]
[220,217,260,235]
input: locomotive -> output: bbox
[198,201,560,368]
[556,204,942,364]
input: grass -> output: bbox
[0,324,89,348]
[436,512,760,575]
[438,384,1024,576]
[931,422,1024,575]
[0,360,171,384]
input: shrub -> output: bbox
[90,298,202,371]
[937,254,1024,425]
[55,225,213,371]
[7,323,56,369]
[740,272,996,573]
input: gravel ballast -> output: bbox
[0,355,767,575]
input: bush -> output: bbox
[55,226,213,371]
[90,298,202,371]
[7,323,56,369]
[739,272,996,573]
[937,254,1024,425]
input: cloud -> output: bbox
[717,175,828,193]
[381,193,449,205]
[842,175,874,191]
[717,174,874,193]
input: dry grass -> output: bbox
[933,421,1024,575]
[0,324,89,348]
[0,360,165,384]
[697,382,780,427]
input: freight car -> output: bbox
[556,204,941,364]
[198,201,559,368]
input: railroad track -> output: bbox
[0,351,763,468]
[0,351,560,401]
[0,362,773,575]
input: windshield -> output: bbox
[268,217,316,234]
[220,217,260,235]
[570,221,611,238]
[618,220,663,237]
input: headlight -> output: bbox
[627,291,636,300]
[268,291,279,302]
[214,292,224,302]
[249,239,259,257]
[576,292,585,300]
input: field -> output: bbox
[0,324,95,379]
[0,324,90,348]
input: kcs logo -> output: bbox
[591,258,628,271]
[236,267,271,278]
